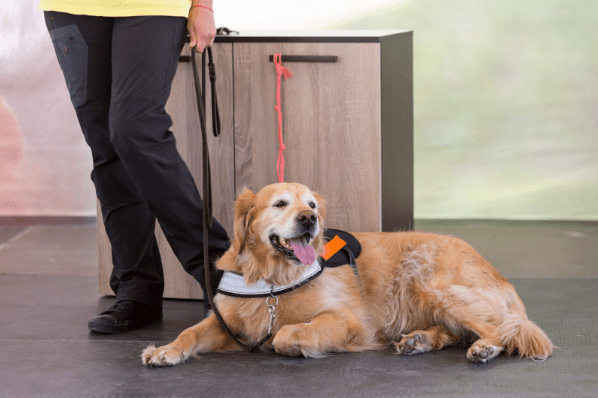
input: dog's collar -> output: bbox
[216,258,324,298]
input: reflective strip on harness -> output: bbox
[217,258,323,298]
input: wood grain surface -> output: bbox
[234,42,382,232]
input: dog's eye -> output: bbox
[274,200,286,208]
[309,202,316,209]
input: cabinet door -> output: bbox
[98,43,234,299]
[234,42,382,232]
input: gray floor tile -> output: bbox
[0,224,97,276]
[415,220,598,278]
[0,275,596,397]
[0,340,595,397]
[1,220,597,397]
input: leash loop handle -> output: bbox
[207,49,221,137]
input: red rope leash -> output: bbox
[273,54,292,183]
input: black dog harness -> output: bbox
[216,228,362,298]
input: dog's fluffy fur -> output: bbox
[142,183,553,366]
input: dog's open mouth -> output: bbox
[269,233,316,265]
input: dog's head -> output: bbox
[217,182,328,286]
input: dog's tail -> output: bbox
[495,313,554,360]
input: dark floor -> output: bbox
[1,218,597,397]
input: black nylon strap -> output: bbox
[201,49,221,138]
[207,49,221,137]
[340,246,362,296]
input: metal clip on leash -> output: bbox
[266,288,278,336]
[190,43,270,353]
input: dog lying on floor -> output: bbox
[142,182,553,366]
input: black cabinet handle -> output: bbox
[180,54,339,63]
[268,55,337,63]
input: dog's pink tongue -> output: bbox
[290,239,316,265]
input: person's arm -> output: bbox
[188,0,216,53]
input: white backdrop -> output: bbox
[1,0,596,219]
[0,0,400,216]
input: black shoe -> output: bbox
[88,300,162,334]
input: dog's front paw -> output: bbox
[395,332,432,355]
[272,326,303,357]
[141,344,186,367]
[272,325,327,358]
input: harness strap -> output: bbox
[341,245,363,298]
[216,242,360,299]
[217,259,323,298]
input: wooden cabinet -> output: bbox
[98,31,413,299]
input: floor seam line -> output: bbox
[0,226,35,253]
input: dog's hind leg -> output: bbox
[456,319,503,363]
[466,338,503,363]
[464,314,553,363]
[395,325,458,355]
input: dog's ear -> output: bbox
[217,187,257,274]
[313,191,327,220]
[233,187,257,247]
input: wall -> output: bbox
[1,1,94,216]
[1,0,596,219]
[336,0,598,219]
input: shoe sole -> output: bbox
[88,314,163,334]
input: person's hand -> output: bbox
[188,2,216,53]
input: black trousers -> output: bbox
[43,11,230,308]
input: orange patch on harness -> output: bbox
[321,235,346,260]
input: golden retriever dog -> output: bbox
[142,182,553,366]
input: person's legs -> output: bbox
[44,11,231,331]
[109,15,231,298]
[43,11,166,310]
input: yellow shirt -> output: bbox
[38,0,192,17]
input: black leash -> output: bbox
[190,44,359,353]
[191,45,268,352]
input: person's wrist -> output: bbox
[193,4,213,12]
[191,0,213,8]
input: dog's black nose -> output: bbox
[297,210,317,229]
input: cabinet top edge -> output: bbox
[207,30,411,43]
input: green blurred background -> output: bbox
[332,0,597,219]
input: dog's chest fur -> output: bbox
[222,267,364,344]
